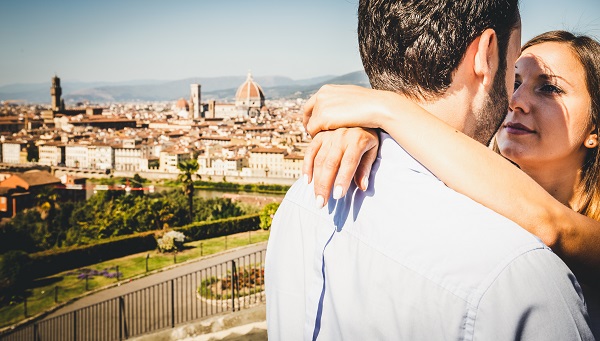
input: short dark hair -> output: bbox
[358,0,520,100]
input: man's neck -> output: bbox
[418,89,473,138]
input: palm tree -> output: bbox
[177,158,199,222]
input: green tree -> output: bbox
[259,202,280,230]
[177,159,199,223]
[0,218,37,253]
[34,187,59,248]
[129,173,147,197]
[26,141,38,162]
[0,250,31,302]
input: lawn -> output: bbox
[0,229,270,329]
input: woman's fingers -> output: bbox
[331,128,379,197]
[303,134,324,184]
[353,135,379,191]
[312,131,343,208]
[303,93,317,133]
[309,128,380,208]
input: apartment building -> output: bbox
[248,147,287,178]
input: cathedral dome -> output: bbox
[235,72,265,109]
[175,98,189,110]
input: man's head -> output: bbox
[358,0,521,144]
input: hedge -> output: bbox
[29,232,157,279]
[177,214,260,241]
[25,214,261,280]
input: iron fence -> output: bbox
[0,248,266,341]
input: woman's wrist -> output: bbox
[372,91,403,130]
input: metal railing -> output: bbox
[1,248,266,341]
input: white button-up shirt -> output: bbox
[266,133,594,340]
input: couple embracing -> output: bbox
[267,0,600,339]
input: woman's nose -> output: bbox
[509,85,530,115]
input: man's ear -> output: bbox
[473,28,499,88]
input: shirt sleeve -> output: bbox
[473,249,595,340]
[265,197,307,341]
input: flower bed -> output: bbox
[197,266,264,301]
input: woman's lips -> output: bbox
[504,122,535,135]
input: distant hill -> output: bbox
[0,71,369,104]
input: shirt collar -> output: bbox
[378,131,438,180]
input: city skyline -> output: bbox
[1,0,600,87]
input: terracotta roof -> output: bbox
[19,171,61,187]
[176,98,189,109]
[284,153,304,160]
[0,170,61,190]
[200,136,231,141]
[244,126,275,131]
[250,147,287,154]
[235,73,265,101]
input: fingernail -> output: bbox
[333,186,343,199]
[361,175,369,191]
[315,195,325,209]
[303,174,309,185]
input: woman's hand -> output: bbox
[303,128,379,208]
[303,85,396,137]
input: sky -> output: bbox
[1,0,599,86]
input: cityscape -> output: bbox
[0,71,343,340]
[1,0,599,339]
[0,72,313,184]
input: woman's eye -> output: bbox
[540,84,563,94]
[513,81,521,92]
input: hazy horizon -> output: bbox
[1,0,599,87]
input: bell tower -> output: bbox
[190,83,201,120]
[50,75,63,111]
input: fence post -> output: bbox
[23,296,27,317]
[171,279,175,328]
[200,242,203,256]
[119,296,125,341]
[231,260,237,312]
[146,253,149,273]
[85,276,89,291]
[116,265,120,281]
[173,252,176,264]
[55,286,58,303]
[73,311,77,341]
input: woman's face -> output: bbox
[496,42,594,170]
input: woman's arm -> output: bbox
[303,84,600,288]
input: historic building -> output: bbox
[1,141,27,164]
[248,147,287,178]
[235,72,265,117]
[38,142,65,166]
[190,84,201,120]
[40,75,104,126]
[159,148,191,173]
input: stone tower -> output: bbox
[50,75,63,111]
[190,83,201,120]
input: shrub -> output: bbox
[259,202,280,230]
[29,232,157,279]
[157,231,186,253]
[178,214,260,241]
[0,250,31,302]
